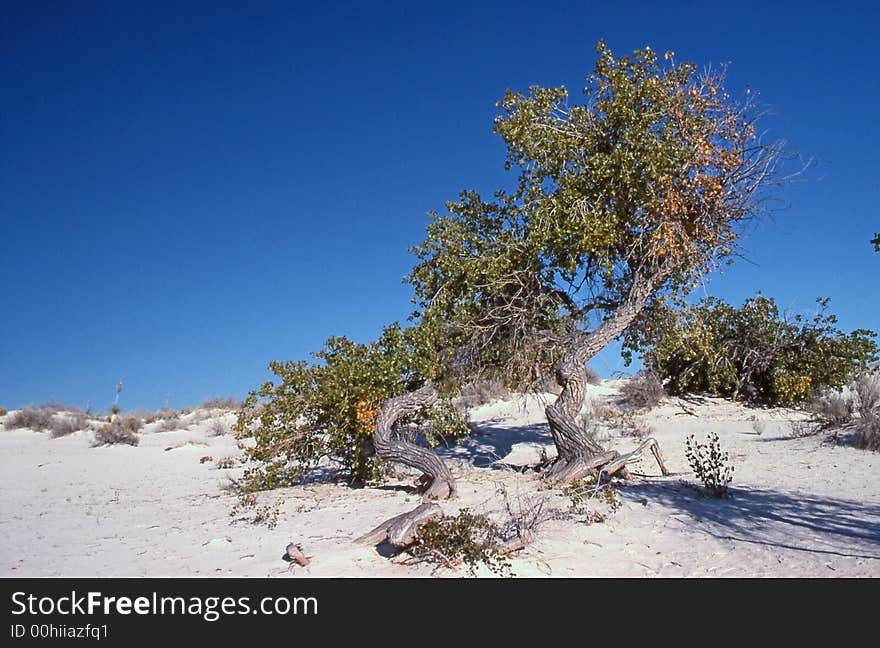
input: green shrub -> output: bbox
[234,323,469,493]
[685,433,734,497]
[628,295,877,405]
[407,509,513,576]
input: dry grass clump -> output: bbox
[617,371,665,410]
[853,372,880,450]
[5,407,54,432]
[456,379,509,409]
[0,406,8,417]
[93,416,142,446]
[49,411,91,438]
[209,420,229,436]
[200,396,240,410]
[798,371,880,450]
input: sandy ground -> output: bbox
[1,382,878,578]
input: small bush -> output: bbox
[157,418,182,433]
[49,411,90,438]
[617,370,665,409]
[685,433,734,497]
[407,509,513,576]
[200,455,214,464]
[0,407,7,417]
[562,479,621,523]
[808,390,854,428]
[853,371,880,450]
[215,457,236,469]
[93,416,142,446]
[201,396,240,410]
[5,407,53,432]
[208,420,228,436]
[456,379,508,409]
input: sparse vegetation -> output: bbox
[685,432,734,497]
[92,416,142,446]
[617,370,665,410]
[208,420,228,436]
[562,479,622,524]
[200,456,214,464]
[201,396,240,410]
[157,418,183,433]
[630,295,878,405]
[455,379,508,409]
[406,509,514,576]
[5,407,53,432]
[49,411,90,438]
[215,457,236,469]
[0,407,6,417]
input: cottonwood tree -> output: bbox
[407,41,786,484]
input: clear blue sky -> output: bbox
[2,1,877,411]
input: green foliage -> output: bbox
[562,479,621,523]
[407,509,513,576]
[628,294,877,405]
[685,433,734,497]
[234,323,469,494]
[409,41,779,386]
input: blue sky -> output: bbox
[2,1,877,411]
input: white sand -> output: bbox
[1,383,878,578]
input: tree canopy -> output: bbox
[409,41,783,389]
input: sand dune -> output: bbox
[1,382,877,578]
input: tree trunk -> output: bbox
[355,502,444,548]
[544,269,671,483]
[373,381,456,499]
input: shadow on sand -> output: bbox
[435,422,554,467]
[618,480,880,561]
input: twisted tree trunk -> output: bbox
[544,269,672,483]
[373,381,455,499]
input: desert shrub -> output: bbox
[157,418,183,432]
[200,456,214,464]
[215,457,236,469]
[562,480,621,523]
[0,407,6,417]
[144,407,180,424]
[49,411,90,438]
[807,390,854,428]
[406,509,513,576]
[618,370,665,409]
[235,323,469,491]
[853,371,880,450]
[685,433,734,497]
[201,396,240,410]
[628,295,878,406]
[455,379,508,409]
[93,416,142,446]
[209,420,228,436]
[5,407,53,432]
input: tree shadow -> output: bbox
[618,480,880,561]
[435,422,554,467]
